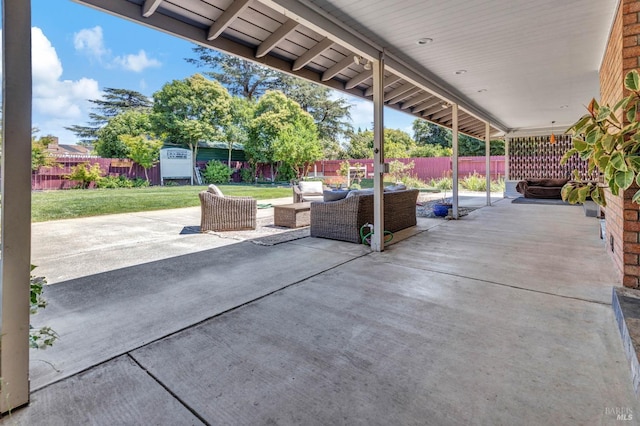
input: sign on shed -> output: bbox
[160,147,193,185]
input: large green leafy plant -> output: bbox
[30,265,58,349]
[561,70,640,206]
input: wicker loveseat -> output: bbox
[199,185,257,232]
[310,189,419,243]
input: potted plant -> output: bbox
[561,70,640,206]
[433,188,452,217]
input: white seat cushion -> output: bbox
[207,184,224,197]
[299,181,323,194]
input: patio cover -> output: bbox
[0,0,620,412]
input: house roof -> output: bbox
[72,0,618,137]
[46,143,92,156]
[197,141,245,150]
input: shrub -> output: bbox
[202,160,232,184]
[132,178,149,187]
[240,167,254,183]
[276,163,296,182]
[399,175,430,189]
[459,173,506,192]
[95,175,146,188]
[460,173,487,191]
[429,176,453,190]
[67,163,104,189]
[338,160,350,176]
[491,178,505,193]
[388,160,415,184]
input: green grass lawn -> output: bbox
[31,184,293,222]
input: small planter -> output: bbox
[433,202,452,217]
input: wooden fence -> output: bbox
[32,155,505,189]
[32,156,161,190]
[310,156,505,182]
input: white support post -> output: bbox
[371,50,385,252]
[1,0,33,413]
[452,104,459,219]
[485,121,491,206]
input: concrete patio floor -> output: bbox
[6,195,639,425]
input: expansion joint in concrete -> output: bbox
[388,262,612,307]
[126,353,210,426]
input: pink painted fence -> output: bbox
[312,156,505,181]
[32,156,161,190]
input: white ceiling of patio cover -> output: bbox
[307,0,618,132]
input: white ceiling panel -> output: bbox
[307,0,618,132]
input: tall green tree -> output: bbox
[412,119,451,148]
[32,134,58,170]
[277,75,353,158]
[384,128,417,158]
[345,128,416,159]
[95,110,153,158]
[186,50,352,159]
[248,91,320,179]
[152,74,233,169]
[412,118,504,155]
[273,121,323,179]
[226,97,254,164]
[119,134,163,182]
[66,88,152,147]
[186,47,281,100]
[458,134,505,156]
[346,129,373,159]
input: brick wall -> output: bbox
[601,0,640,287]
[601,0,623,120]
[605,187,625,283]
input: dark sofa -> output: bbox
[310,189,419,243]
[516,178,569,199]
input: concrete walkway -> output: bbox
[7,196,639,425]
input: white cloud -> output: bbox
[73,26,109,61]
[349,98,374,131]
[114,50,161,72]
[74,26,161,73]
[31,27,101,123]
[0,28,102,141]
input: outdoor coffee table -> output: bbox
[274,202,311,228]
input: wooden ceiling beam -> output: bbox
[412,98,441,113]
[292,37,334,71]
[321,55,353,81]
[429,107,453,121]
[345,69,373,90]
[383,84,415,103]
[256,18,299,58]
[207,0,253,40]
[142,0,163,17]
[364,74,401,97]
[421,103,449,117]
[401,93,433,110]
[444,115,478,127]
[387,87,421,105]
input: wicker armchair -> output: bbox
[310,189,419,243]
[199,185,257,232]
[292,181,330,203]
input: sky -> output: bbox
[0,0,416,145]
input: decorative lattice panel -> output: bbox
[509,135,596,181]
